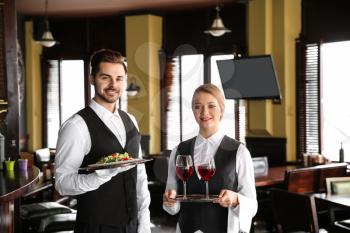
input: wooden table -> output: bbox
[255,165,297,187]
[314,193,350,210]
[314,193,350,224]
[0,166,40,233]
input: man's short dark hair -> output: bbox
[90,49,127,76]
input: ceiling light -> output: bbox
[204,2,231,37]
[126,82,140,97]
[36,0,59,47]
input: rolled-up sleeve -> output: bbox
[130,116,151,233]
[136,163,151,233]
[229,144,257,233]
[55,115,110,196]
[163,147,181,215]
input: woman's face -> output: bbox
[192,91,222,134]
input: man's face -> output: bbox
[90,62,126,109]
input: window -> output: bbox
[297,40,350,162]
[45,59,128,148]
[162,53,245,151]
[45,60,85,148]
[321,41,350,161]
[165,55,203,150]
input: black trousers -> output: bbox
[74,220,137,233]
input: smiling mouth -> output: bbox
[105,89,118,95]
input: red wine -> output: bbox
[176,166,193,182]
[198,166,215,181]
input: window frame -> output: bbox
[42,57,91,148]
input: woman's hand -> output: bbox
[214,189,239,208]
[163,189,177,207]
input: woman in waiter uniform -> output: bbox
[163,84,257,233]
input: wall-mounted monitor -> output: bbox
[217,55,282,100]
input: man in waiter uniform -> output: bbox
[55,49,151,233]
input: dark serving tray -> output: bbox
[173,194,219,202]
[80,158,153,171]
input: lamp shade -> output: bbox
[36,0,59,48]
[204,4,231,37]
[37,30,57,47]
[126,82,140,96]
[204,16,231,37]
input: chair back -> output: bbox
[252,156,269,177]
[317,163,347,193]
[35,148,51,163]
[271,188,319,233]
[326,176,350,195]
[285,167,318,193]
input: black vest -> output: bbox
[176,136,240,233]
[76,107,140,227]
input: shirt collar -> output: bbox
[89,99,121,121]
[196,130,225,146]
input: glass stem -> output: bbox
[205,181,209,199]
[183,181,187,199]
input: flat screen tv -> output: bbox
[216,55,282,100]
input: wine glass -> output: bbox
[175,155,193,199]
[197,157,216,199]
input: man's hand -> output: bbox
[163,189,177,207]
[95,165,135,179]
[213,189,239,208]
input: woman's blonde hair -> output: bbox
[192,84,225,114]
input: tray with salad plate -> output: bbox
[79,152,153,171]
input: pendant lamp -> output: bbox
[36,0,59,47]
[204,1,231,37]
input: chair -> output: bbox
[317,163,347,193]
[252,156,269,177]
[251,157,273,231]
[315,164,348,229]
[285,167,318,193]
[326,176,350,195]
[21,202,76,233]
[35,148,51,163]
[325,177,350,232]
[145,152,170,219]
[271,188,320,233]
[334,220,350,232]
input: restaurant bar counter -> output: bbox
[0,165,40,233]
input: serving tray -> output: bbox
[80,158,153,171]
[173,194,219,202]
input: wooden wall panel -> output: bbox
[0,1,7,101]
[1,0,19,159]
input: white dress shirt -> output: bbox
[163,130,257,233]
[55,99,151,233]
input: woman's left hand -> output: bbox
[213,189,239,208]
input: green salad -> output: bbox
[96,152,132,164]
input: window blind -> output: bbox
[45,60,61,148]
[296,42,321,158]
[162,56,181,150]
